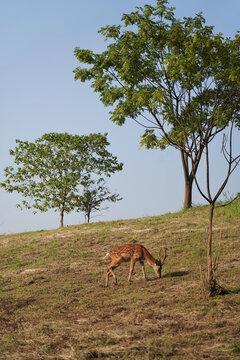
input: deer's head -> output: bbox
[153,247,167,278]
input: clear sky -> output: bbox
[0,0,239,234]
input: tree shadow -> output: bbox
[164,271,190,278]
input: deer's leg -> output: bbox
[105,267,111,287]
[140,260,147,280]
[128,259,136,282]
[106,262,119,287]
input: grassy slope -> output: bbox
[0,205,240,360]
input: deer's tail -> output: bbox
[102,252,110,260]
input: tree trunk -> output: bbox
[60,210,64,228]
[84,212,91,223]
[87,210,90,223]
[208,204,213,280]
[180,147,204,209]
[207,203,215,293]
[184,178,193,209]
[181,150,193,209]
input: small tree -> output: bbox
[74,0,240,209]
[193,121,240,295]
[76,178,122,223]
[0,133,123,227]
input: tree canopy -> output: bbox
[0,132,123,227]
[74,0,240,208]
[76,178,122,223]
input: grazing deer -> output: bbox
[104,243,167,287]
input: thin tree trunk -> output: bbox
[87,210,90,223]
[181,150,193,208]
[180,147,204,209]
[60,210,64,228]
[184,178,193,209]
[207,203,215,292]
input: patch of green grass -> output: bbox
[0,244,34,270]
[148,348,169,359]
[0,335,18,352]
[228,285,240,294]
[42,341,59,354]
[98,230,109,240]
[225,268,240,276]
[79,298,94,309]
[148,337,163,347]
[192,247,207,257]
[128,292,142,304]
[0,288,8,299]
[229,341,240,355]
[78,252,92,259]
[8,259,29,270]
[215,196,240,219]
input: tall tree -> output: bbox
[74,0,240,208]
[0,133,123,227]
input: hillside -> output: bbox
[0,205,240,360]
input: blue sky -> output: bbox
[0,0,239,234]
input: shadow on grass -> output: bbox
[164,271,190,278]
[101,271,191,287]
[226,285,240,294]
[211,284,240,296]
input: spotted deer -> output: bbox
[104,243,167,287]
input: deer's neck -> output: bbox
[143,247,156,266]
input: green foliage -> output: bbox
[76,178,122,223]
[74,0,240,208]
[74,1,240,145]
[0,132,123,227]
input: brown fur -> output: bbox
[105,244,167,286]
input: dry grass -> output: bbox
[0,206,240,359]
